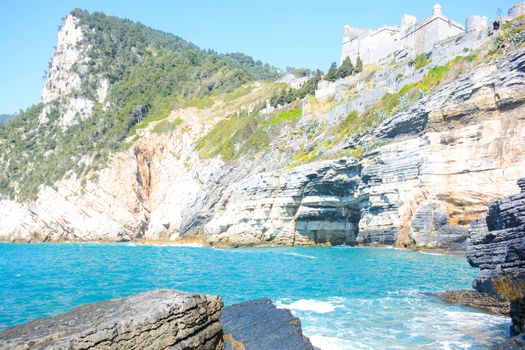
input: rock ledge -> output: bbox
[0,289,223,350]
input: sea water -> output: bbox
[0,243,509,349]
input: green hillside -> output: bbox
[0,9,282,201]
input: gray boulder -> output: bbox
[221,299,316,350]
[0,289,224,350]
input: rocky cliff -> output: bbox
[467,177,525,339]
[0,10,524,251]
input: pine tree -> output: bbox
[337,57,354,78]
[355,56,363,73]
[325,62,338,81]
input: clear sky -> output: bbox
[0,0,517,113]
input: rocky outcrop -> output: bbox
[0,151,148,242]
[497,333,525,350]
[1,28,525,250]
[201,159,362,247]
[467,177,525,340]
[358,48,525,249]
[0,289,223,350]
[221,299,315,350]
[0,291,317,350]
[438,290,510,315]
[39,14,108,128]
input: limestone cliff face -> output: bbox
[358,49,525,249]
[39,14,108,128]
[467,178,525,338]
[0,151,145,242]
[202,159,362,247]
[1,21,524,249]
[195,49,525,249]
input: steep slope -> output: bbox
[0,11,524,251]
[0,9,280,202]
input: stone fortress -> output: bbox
[340,2,525,65]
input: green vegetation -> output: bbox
[0,9,281,201]
[289,54,477,168]
[489,15,525,55]
[349,145,365,160]
[196,108,302,161]
[355,56,363,73]
[325,57,359,82]
[337,57,355,78]
[325,62,339,82]
[223,85,254,103]
[413,53,432,69]
[269,71,323,108]
[290,67,311,77]
[181,96,215,109]
[466,53,479,62]
[152,118,183,134]
[266,109,302,125]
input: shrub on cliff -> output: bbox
[337,57,355,78]
[413,53,432,70]
[269,71,322,108]
[489,15,525,55]
[355,56,363,73]
[325,62,339,82]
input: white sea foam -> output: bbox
[309,335,352,350]
[282,252,317,259]
[158,243,205,248]
[418,251,445,256]
[277,299,336,314]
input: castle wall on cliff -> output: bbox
[339,3,525,66]
[341,4,468,65]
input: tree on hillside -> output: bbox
[337,57,354,78]
[355,56,363,73]
[291,67,311,78]
[325,62,338,81]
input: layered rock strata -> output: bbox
[1,45,525,251]
[438,290,510,315]
[467,177,525,340]
[0,291,316,350]
[0,290,224,350]
[220,299,316,350]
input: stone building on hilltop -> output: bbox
[341,4,482,65]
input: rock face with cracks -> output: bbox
[220,299,316,350]
[1,20,525,253]
[467,177,525,341]
[0,289,224,350]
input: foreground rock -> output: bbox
[467,177,525,345]
[0,290,223,350]
[499,333,525,350]
[220,299,316,350]
[438,290,510,315]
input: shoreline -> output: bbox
[0,238,467,256]
[0,237,468,256]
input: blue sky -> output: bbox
[0,0,517,113]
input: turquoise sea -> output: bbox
[0,243,509,349]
